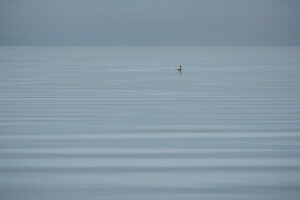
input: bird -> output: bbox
[177,65,182,71]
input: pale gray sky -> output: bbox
[0,0,299,45]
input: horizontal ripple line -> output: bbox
[1,166,300,173]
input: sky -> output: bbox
[0,0,300,45]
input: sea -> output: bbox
[0,46,300,200]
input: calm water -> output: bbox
[0,46,300,200]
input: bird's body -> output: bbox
[177,65,182,71]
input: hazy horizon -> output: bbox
[1,0,300,46]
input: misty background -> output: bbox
[0,0,300,46]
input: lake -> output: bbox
[0,46,300,200]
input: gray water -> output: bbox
[0,46,300,200]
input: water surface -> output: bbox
[0,46,300,200]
